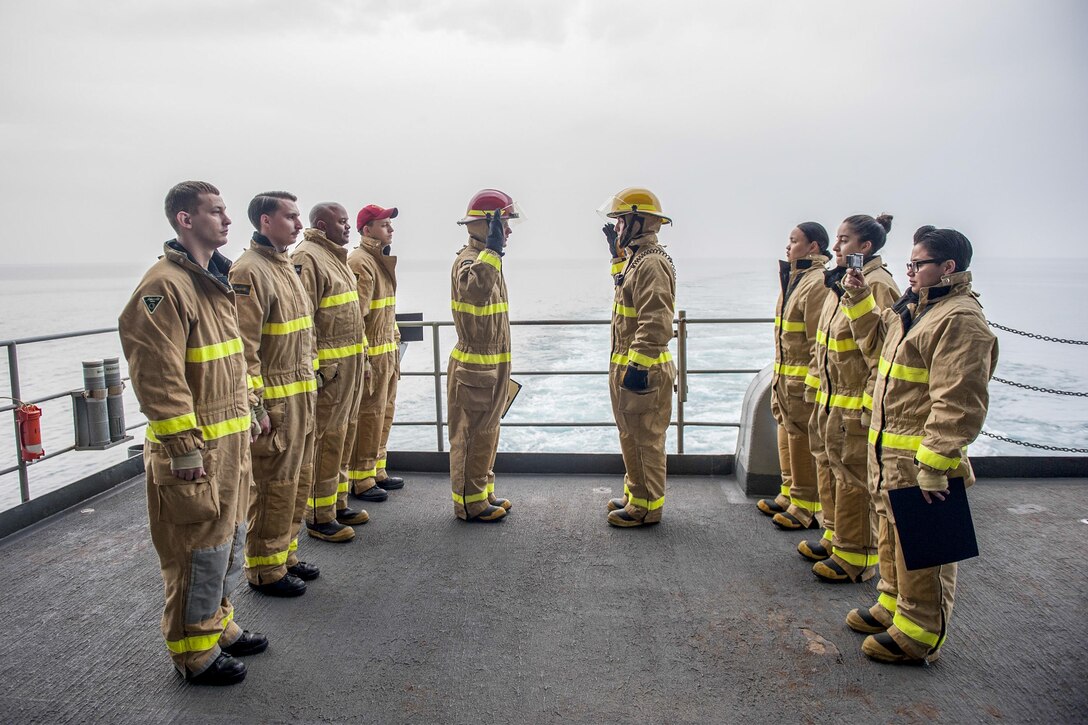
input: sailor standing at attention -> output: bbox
[119,180,267,686]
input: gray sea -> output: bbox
[2,253,1086,512]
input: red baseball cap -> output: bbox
[357,204,398,231]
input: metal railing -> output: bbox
[2,314,773,503]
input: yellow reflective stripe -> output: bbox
[815,329,858,352]
[822,529,834,542]
[804,374,821,390]
[245,548,290,567]
[147,412,198,437]
[879,356,929,383]
[247,375,263,390]
[451,348,511,364]
[610,261,625,275]
[841,293,876,320]
[625,349,673,368]
[289,537,298,552]
[318,343,365,360]
[862,392,873,410]
[312,357,320,371]
[893,612,942,648]
[834,547,880,568]
[165,610,234,654]
[626,492,665,511]
[368,341,398,356]
[319,290,359,308]
[773,362,809,378]
[478,249,502,270]
[789,496,822,513]
[185,337,243,363]
[451,300,509,316]
[779,483,790,496]
[774,316,806,333]
[878,592,898,614]
[263,378,318,399]
[261,315,313,335]
[869,428,924,452]
[348,468,377,480]
[337,481,349,494]
[369,296,396,310]
[485,481,495,493]
[815,390,864,410]
[146,414,250,443]
[376,458,387,470]
[916,444,961,471]
[613,302,637,318]
[308,493,338,508]
[452,490,490,505]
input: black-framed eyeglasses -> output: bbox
[905,258,942,273]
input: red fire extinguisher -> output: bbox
[16,404,45,461]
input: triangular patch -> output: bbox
[294,264,303,276]
[142,295,164,314]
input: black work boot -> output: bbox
[378,475,405,490]
[798,538,831,561]
[772,511,818,530]
[287,561,320,581]
[756,498,787,516]
[249,573,307,597]
[188,653,246,686]
[222,630,268,657]
[336,507,370,525]
[306,520,355,543]
[353,485,388,502]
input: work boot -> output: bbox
[814,558,877,583]
[353,485,388,502]
[772,511,818,530]
[607,508,658,528]
[378,475,405,490]
[249,573,306,598]
[862,632,936,665]
[798,538,831,561]
[337,507,370,525]
[222,630,268,657]
[756,498,787,516]
[187,653,246,686]
[488,494,512,511]
[287,561,320,581]
[306,520,355,543]
[606,497,627,512]
[846,606,890,634]
[467,505,507,523]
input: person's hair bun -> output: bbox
[875,213,893,233]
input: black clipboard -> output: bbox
[502,379,522,419]
[888,477,979,571]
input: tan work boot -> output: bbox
[798,538,831,561]
[467,505,507,523]
[756,497,787,516]
[772,511,819,530]
[607,508,657,528]
[306,520,355,543]
[336,507,369,526]
[846,604,891,634]
[606,497,627,512]
[488,493,512,511]
[862,632,937,665]
[814,558,877,583]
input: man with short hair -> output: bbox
[228,191,321,596]
[291,202,369,542]
[119,181,266,686]
[347,204,405,502]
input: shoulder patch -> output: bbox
[142,295,164,314]
[232,283,251,296]
[294,264,303,276]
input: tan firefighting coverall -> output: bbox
[291,229,367,524]
[447,238,510,519]
[229,239,317,584]
[609,230,676,523]
[119,241,252,677]
[843,270,997,658]
[347,237,400,494]
[808,257,899,578]
[771,253,831,526]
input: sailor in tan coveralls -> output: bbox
[347,204,405,503]
[229,191,319,596]
[119,181,267,686]
[600,187,677,528]
[291,202,370,543]
[447,189,521,522]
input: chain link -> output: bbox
[988,321,1088,345]
[979,430,1088,454]
[992,376,1088,397]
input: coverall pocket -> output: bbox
[251,401,287,458]
[318,362,343,405]
[452,367,497,412]
[617,385,659,414]
[840,415,869,465]
[153,443,221,524]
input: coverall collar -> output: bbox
[780,252,829,297]
[164,240,233,292]
[360,235,393,257]
[249,232,291,260]
[301,228,349,261]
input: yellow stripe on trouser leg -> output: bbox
[609,363,673,523]
[447,358,509,519]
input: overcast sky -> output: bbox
[1,0,1085,265]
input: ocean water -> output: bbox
[2,254,1086,512]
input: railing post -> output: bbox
[8,343,30,503]
[431,324,445,452]
[676,310,687,455]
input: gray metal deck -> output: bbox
[0,472,1085,724]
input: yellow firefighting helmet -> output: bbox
[596,187,672,225]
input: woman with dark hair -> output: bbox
[801,214,900,587]
[840,225,998,664]
[757,223,831,535]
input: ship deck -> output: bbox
[0,471,1085,724]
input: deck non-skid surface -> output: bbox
[0,473,1085,724]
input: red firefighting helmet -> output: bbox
[457,188,524,225]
